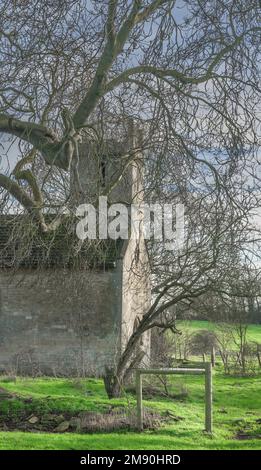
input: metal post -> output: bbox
[205,362,212,433]
[136,370,143,431]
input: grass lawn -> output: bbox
[0,367,260,450]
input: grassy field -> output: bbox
[0,368,260,450]
[176,320,261,343]
[0,321,260,450]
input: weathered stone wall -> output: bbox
[0,268,122,376]
[121,238,151,365]
[78,141,134,205]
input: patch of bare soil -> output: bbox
[0,388,17,399]
[234,419,261,441]
[235,431,261,440]
[0,407,164,433]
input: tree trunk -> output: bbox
[256,348,261,368]
[103,335,146,398]
[211,346,216,367]
[103,369,122,398]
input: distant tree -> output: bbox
[190,330,217,366]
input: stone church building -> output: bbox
[0,133,151,376]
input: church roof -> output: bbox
[0,214,124,270]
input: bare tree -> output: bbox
[187,271,261,374]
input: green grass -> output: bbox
[176,320,261,343]
[0,377,130,415]
[0,368,260,450]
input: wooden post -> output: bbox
[136,370,143,431]
[205,362,212,433]
[134,367,212,433]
